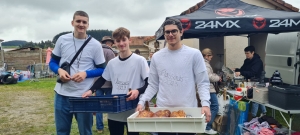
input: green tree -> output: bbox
[19,29,113,49]
[52,29,113,43]
[52,31,72,44]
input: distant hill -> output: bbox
[1,29,113,48]
[52,29,113,43]
[2,40,28,46]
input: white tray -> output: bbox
[127,107,207,133]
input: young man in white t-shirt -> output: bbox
[49,11,105,135]
[137,18,212,135]
[82,27,149,135]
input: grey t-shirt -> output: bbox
[102,53,149,122]
[139,45,211,108]
[52,33,105,97]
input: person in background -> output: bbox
[234,46,263,80]
[101,36,114,48]
[202,48,221,135]
[148,52,154,60]
[10,66,15,72]
[95,36,116,133]
[113,48,119,56]
[49,11,105,135]
[147,52,154,67]
[234,46,266,118]
[134,49,140,55]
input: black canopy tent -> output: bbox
[155,0,300,40]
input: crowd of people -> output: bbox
[49,10,267,135]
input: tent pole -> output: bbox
[248,35,250,46]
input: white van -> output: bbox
[265,32,300,85]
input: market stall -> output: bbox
[155,0,300,72]
[152,0,300,134]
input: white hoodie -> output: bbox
[139,45,211,107]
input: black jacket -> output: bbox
[237,53,263,80]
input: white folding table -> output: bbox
[226,90,300,132]
[250,99,300,132]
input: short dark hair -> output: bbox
[163,18,183,32]
[134,49,140,54]
[73,11,89,20]
[244,46,255,53]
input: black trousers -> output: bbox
[107,119,139,135]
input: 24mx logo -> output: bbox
[195,20,241,29]
[270,19,300,27]
[253,17,266,29]
[180,18,191,31]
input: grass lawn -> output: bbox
[261,105,300,131]
[0,79,150,135]
[0,79,299,135]
[2,46,19,49]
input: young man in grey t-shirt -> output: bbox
[137,18,212,135]
[49,11,105,135]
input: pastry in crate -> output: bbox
[137,101,154,118]
[170,110,186,117]
[137,110,154,117]
[153,110,171,117]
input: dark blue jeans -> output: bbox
[206,93,219,130]
[95,88,112,130]
[251,102,267,117]
[54,92,93,135]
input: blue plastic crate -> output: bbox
[69,94,138,113]
[126,96,139,109]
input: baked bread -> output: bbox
[137,110,154,118]
[153,110,171,117]
[137,101,154,118]
[170,110,186,117]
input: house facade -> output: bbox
[144,36,200,52]
[0,47,42,70]
[111,36,152,59]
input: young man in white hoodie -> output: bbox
[137,18,212,135]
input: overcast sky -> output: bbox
[0,0,299,42]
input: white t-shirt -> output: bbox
[102,53,149,122]
[139,45,211,108]
[52,33,105,97]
